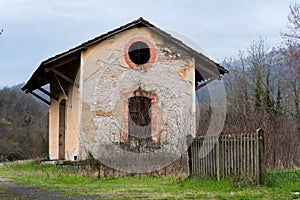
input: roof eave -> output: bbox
[22,17,228,93]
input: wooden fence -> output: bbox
[188,129,265,184]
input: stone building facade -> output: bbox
[22,18,227,171]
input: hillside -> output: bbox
[0,83,48,161]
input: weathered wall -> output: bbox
[79,27,196,170]
[64,78,80,160]
[49,27,196,167]
[49,69,80,161]
[49,95,58,160]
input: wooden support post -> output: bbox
[257,128,265,184]
[186,134,193,176]
[218,133,224,178]
[216,135,220,180]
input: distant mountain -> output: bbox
[11,82,25,90]
[12,82,50,103]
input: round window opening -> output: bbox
[128,41,150,65]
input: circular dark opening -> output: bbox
[128,41,150,65]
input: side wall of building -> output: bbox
[49,66,80,161]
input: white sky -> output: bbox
[0,0,298,87]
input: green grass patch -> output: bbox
[0,161,299,199]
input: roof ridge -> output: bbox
[43,17,154,65]
[22,17,227,92]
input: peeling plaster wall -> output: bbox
[79,27,196,161]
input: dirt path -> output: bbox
[0,177,101,200]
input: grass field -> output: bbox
[0,161,299,199]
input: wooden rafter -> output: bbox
[54,73,68,99]
[195,78,216,91]
[52,69,79,88]
[29,91,50,105]
[44,54,78,72]
[38,87,59,101]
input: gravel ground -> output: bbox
[0,177,101,200]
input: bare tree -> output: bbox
[282,3,300,40]
[221,35,299,169]
[279,3,300,131]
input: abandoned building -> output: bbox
[22,18,227,172]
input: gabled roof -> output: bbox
[22,17,228,94]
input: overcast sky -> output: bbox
[0,0,298,87]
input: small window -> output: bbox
[124,37,156,69]
[128,41,150,65]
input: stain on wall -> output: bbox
[49,27,196,162]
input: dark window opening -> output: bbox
[128,96,152,139]
[121,95,160,153]
[128,41,150,65]
[129,96,151,127]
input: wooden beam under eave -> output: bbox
[195,78,216,91]
[38,87,59,101]
[52,69,79,88]
[44,54,79,72]
[29,91,50,105]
